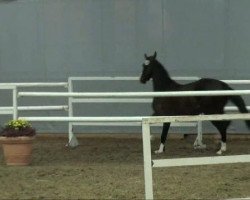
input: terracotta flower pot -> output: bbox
[0,136,35,166]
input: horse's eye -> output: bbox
[144,60,150,66]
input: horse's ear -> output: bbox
[153,51,157,59]
[144,53,148,59]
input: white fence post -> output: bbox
[13,86,18,120]
[142,120,154,200]
[67,77,79,147]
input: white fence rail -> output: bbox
[18,90,250,97]
[0,82,68,120]
[0,82,68,87]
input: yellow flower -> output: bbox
[6,119,32,129]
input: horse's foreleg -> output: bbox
[155,122,170,154]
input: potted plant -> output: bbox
[0,119,36,166]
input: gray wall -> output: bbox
[0,0,250,134]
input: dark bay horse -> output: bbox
[140,52,250,154]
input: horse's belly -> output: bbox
[152,98,201,116]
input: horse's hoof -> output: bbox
[216,150,223,155]
[154,150,164,154]
[194,144,206,150]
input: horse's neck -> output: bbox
[152,63,179,91]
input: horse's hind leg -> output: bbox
[211,120,231,155]
[194,121,207,149]
[155,122,170,154]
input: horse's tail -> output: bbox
[230,94,250,129]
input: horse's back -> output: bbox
[195,78,231,91]
[152,78,232,116]
[180,78,231,91]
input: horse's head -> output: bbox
[140,51,157,84]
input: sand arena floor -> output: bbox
[0,133,249,199]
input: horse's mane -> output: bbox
[152,59,179,91]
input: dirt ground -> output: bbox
[0,133,249,200]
